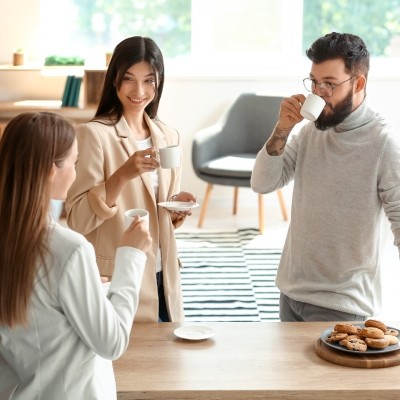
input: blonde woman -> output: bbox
[0,112,151,399]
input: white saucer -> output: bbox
[174,325,215,340]
[158,201,199,212]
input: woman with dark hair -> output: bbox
[0,112,151,399]
[65,36,196,322]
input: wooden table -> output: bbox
[113,322,400,400]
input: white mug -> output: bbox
[158,145,181,169]
[124,208,149,228]
[300,93,326,121]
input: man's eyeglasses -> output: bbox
[303,76,357,97]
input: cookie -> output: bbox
[338,334,362,346]
[345,338,367,352]
[385,328,399,337]
[384,334,399,345]
[360,327,385,339]
[334,323,359,335]
[365,319,387,333]
[365,337,390,349]
[327,332,348,343]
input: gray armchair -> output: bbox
[192,93,288,234]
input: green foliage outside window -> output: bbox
[63,0,400,63]
[303,0,400,57]
[72,0,191,58]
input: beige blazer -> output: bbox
[65,115,184,322]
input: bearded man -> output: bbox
[251,32,400,322]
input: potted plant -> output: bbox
[13,48,24,66]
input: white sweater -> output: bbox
[0,221,146,399]
[251,99,400,316]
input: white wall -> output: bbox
[1,0,40,63]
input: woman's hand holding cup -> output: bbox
[121,215,152,254]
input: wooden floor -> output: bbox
[180,185,290,251]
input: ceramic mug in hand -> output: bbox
[124,209,149,228]
[300,93,326,121]
[158,145,181,169]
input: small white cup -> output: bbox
[158,145,181,169]
[124,208,149,228]
[300,93,326,121]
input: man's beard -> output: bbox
[314,90,353,131]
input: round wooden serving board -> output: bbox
[315,338,400,368]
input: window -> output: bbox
[40,0,191,66]
[40,0,400,74]
[302,0,400,57]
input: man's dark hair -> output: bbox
[306,32,370,79]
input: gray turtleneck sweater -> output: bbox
[251,99,400,317]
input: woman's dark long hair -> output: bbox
[95,36,165,123]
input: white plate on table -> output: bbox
[320,325,400,354]
[174,325,215,341]
[158,201,199,212]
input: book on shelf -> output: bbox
[61,75,82,107]
[70,76,82,107]
[61,75,73,107]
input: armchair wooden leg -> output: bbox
[233,187,239,215]
[258,194,265,234]
[198,184,213,228]
[277,189,288,221]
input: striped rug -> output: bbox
[176,228,281,322]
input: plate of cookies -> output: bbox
[321,319,400,354]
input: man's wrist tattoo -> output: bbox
[267,126,291,155]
